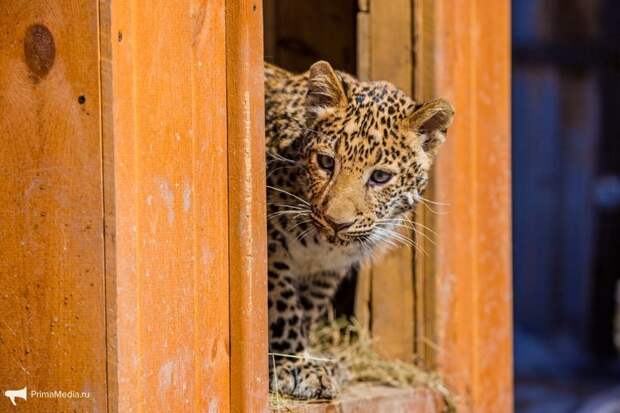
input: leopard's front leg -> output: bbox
[268,267,341,399]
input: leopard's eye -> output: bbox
[317,154,335,172]
[369,170,393,185]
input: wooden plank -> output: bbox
[226,1,269,412]
[273,385,441,413]
[353,5,372,332]
[353,264,372,332]
[356,7,370,81]
[0,1,107,411]
[265,0,357,73]
[101,0,231,411]
[369,245,415,361]
[432,0,513,411]
[263,0,277,62]
[366,0,415,362]
[369,0,413,92]
[412,0,439,367]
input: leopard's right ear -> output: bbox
[305,61,347,124]
[407,99,454,158]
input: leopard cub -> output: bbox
[265,60,453,399]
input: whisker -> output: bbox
[359,237,371,258]
[297,226,316,242]
[382,222,436,247]
[377,220,437,246]
[372,228,399,249]
[407,220,440,237]
[418,195,450,206]
[361,236,378,261]
[285,122,332,141]
[267,210,310,219]
[267,185,310,206]
[375,226,428,256]
[380,227,415,248]
[295,230,308,242]
[267,164,298,178]
[289,218,314,232]
[390,218,440,239]
[267,203,308,211]
[419,200,448,215]
[379,218,439,237]
[304,227,317,242]
[266,150,296,164]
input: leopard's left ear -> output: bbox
[407,99,454,157]
[305,61,348,125]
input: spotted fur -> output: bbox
[265,61,453,399]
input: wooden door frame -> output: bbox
[360,0,514,410]
[1,0,510,411]
[3,1,269,411]
[101,0,238,411]
[226,1,269,412]
[425,1,513,411]
[102,0,268,412]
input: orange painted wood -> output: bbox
[432,1,513,411]
[101,0,231,411]
[226,1,269,412]
[0,1,107,412]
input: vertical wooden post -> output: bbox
[356,0,416,362]
[412,0,440,367]
[226,1,269,412]
[354,0,373,335]
[3,1,269,412]
[432,1,513,411]
[101,0,231,411]
[0,1,107,412]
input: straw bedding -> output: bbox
[269,318,457,412]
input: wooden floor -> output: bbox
[271,385,441,413]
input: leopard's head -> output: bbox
[299,61,454,246]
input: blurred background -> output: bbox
[513,0,620,411]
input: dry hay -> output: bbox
[270,318,457,412]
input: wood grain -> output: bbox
[432,0,513,411]
[263,0,357,73]
[101,0,231,411]
[0,1,107,411]
[412,0,439,367]
[353,1,372,334]
[226,1,269,412]
[365,0,416,362]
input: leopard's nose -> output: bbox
[324,215,356,233]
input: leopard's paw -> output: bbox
[271,357,342,400]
